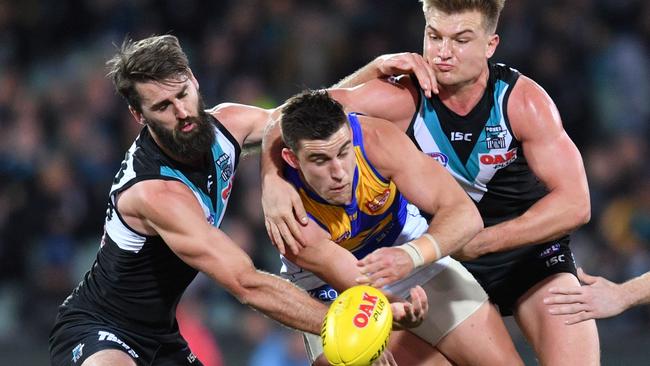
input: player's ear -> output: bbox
[486,34,499,58]
[282,148,300,169]
[129,105,145,125]
[188,68,199,90]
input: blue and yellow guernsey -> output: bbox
[281,113,429,299]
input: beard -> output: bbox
[145,95,215,163]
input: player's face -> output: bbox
[422,8,499,88]
[292,125,356,206]
[133,75,214,162]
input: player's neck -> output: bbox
[438,67,489,117]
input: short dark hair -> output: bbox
[106,35,191,113]
[421,0,505,33]
[281,90,347,152]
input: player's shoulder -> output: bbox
[122,179,191,213]
[357,114,400,140]
[356,114,411,165]
[508,75,563,138]
[209,102,272,144]
[509,75,554,109]
[208,102,254,124]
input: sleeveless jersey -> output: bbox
[59,116,240,340]
[281,113,430,292]
[408,62,547,227]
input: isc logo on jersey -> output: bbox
[479,148,517,169]
[322,285,392,366]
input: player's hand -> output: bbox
[544,267,628,324]
[373,52,438,97]
[261,174,308,255]
[371,349,397,366]
[388,285,428,330]
[356,247,414,288]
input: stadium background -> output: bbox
[0,0,648,364]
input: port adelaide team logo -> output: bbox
[485,126,507,149]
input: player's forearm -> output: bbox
[487,189,590,252]
[260,116,285,182]
[238,270,327,334]
[621,272,650,309]
[289,243,360,292]
[414,203,483,263]
[332,58,383,88]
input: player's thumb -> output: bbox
[292,196,309,225]
[577,267,597,285]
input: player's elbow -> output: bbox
[464,203,484,237]
[225,268,261,306]
[573,199,591,227]
[230,269,285,308]
[562,196,590,232]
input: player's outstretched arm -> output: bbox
[333,52,438,97]
[285,219,428,330]
[329,75,419,132]
[119,179,326,335]
[211,103,309,255]
[544,268,650,324]
[355,116,483,287]
[259,112,308,255]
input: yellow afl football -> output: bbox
[321,285,392,366]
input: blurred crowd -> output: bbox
[0,0,648,364]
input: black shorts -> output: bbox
[49,309,203,366]
[461,236,577,316]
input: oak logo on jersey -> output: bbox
[366,189,391,212]
[485,126,507,149]
[427,152,449,167]
[215,153,232,181]
[479,148,517,169]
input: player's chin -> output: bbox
[326,194,348,206]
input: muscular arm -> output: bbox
[210,102,275,147]
[260,110,311,254]
[285,217,429,329]
[283,220,361,291]
[118,180,326,334]
[333,52,438,97]
[329,76,419,131]
[356,116,483,286]
[457,77,591,259]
